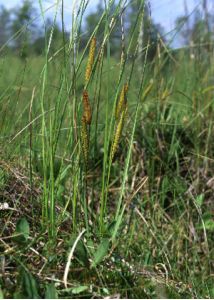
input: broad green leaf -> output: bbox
[102,288,109,295]
[91,238,110,268]
[198,213,214,231]
[16,217,30,240]
[13,217,30,243]
[210,287,214,298]
[107,221,116,236]
[195,194,204,207]
[45,283,58,299]
[22,270,40,299]
[0,286,4,299]
[69,235,89,266]
[204,219,214,231]
[72,285,88,294]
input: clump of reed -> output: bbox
[80,37,128,167]
[80,37,96,169]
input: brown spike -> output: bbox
[82,90,92,125]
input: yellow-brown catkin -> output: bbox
[85,37,96,84]
[82,90,92,125]
[81,116,89,167]
[115,83,128,119]
[110,107,127,161]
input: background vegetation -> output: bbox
[0,0,213,298]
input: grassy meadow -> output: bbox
[0,0,214,298]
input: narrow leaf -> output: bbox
[72,285,88,294]
[23,270,40,299]
[45,283,58,299]
[0,286,4,299]
[91,238,110,268]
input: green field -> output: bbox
[0,0,214,298]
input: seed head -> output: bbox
[115,83,128,119]
[85,37,96,84]
[110,107,127,161]
[82,90,92,125]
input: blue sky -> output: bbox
[1,0,212,44]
